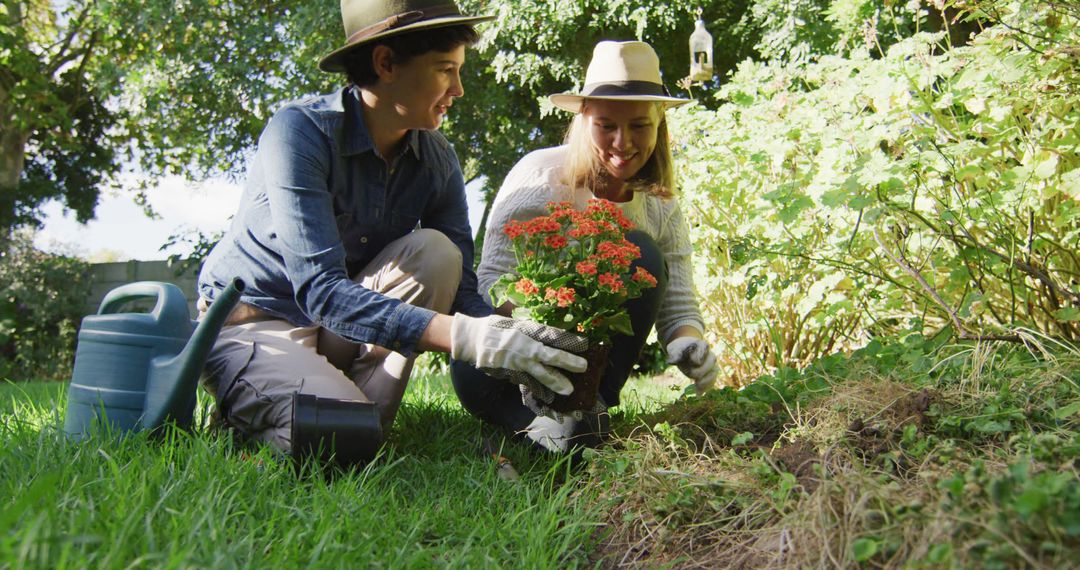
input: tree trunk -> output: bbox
[0,131,27,191]
[473,184,495,264]
[0,91,30,234]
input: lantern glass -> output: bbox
[689,17,713,82]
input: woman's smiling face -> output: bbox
[582,99,661,181]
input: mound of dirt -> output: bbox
[769,440,822,492]
[847,387,938,468]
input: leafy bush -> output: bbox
[0,233,92,380]
[672,0,1079,381]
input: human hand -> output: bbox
[450,314,587,395]
[665,336,718,395]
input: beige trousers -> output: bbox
[200,229,461,452]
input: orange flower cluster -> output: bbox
[492,199,658,340]
[632,266,658,287]
[514,278,539,296]
[544,286,576,308]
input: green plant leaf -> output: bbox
[607,313,634,337]
[1033,151,1059,180]
[848,194,874,209]
[1013,488,1048,518]
[926,543,953,564]
[490,281,509,307]
[505,287,530,307]
[778,196,814,224]
[851,537,880,562]
[1052,307,1080,322]
[731,432,754,445]
[1053,402,1080,420]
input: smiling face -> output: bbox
[384,45,467,131]
[582,99,662,182]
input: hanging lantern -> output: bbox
[688,9,713,82]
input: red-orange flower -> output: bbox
[598,272,624,293]
[515,278,539,296]
[576,261,597,275]
[503,221,524,239]
[568,220,603,239]
[548,201,576,222]
[495,198,650,341]
[544,286,576,308]
[633,266,657,287]
[544,234,568,249]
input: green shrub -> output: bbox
[672,0,1079,382]
[0,232,92,380]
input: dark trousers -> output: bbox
[451,230,669,436]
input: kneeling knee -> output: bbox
[409,229,463,285]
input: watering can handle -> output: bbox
[98,282,172,318]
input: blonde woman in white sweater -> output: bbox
[451,41,719,453]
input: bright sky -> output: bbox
[34,176,489,261]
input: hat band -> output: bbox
[344,5,462,45]
[579,80,670,98]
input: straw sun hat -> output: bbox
[549,41,692,113]
[319,0,495,73]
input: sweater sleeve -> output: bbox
[651,197,706,343]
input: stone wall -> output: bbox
[86,261,199,317]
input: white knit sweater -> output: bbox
[477,146,705,343]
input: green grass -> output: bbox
[0,369,680,569]
[10,338,1080,568]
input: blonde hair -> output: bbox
[562,100,675,199]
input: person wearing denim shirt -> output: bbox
[197,0,587,463]
[199,86,486,355]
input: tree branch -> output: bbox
[950,219,1080,305]
[873,226,1022,343]
[46,1,97,75]
[69,30,99,95]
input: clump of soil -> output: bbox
[770,440,822,493]
[847,387,938,470]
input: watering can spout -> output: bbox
[142,278,245,430]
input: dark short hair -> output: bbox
[344,25,480,87]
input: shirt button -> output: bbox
[360,236,368,244]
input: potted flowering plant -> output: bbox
[490,199,657,412]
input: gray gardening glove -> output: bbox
[520,383,606,422]
[666,337,718,395]
[451,314,587,395]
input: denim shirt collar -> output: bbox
[341,86,421,161]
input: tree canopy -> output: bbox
[3,0,969,237]
[2,0,337,232]
[3,0,781,234]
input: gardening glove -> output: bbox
[451,314,588,396]
[521,383,606,422]
[666,337,718,395]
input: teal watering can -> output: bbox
[63,278,245,439]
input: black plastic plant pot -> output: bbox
[290,393,383,470]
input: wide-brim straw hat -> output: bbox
[319,0,495,73]
[549,41,692,113]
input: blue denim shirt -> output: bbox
[198,86,491,357]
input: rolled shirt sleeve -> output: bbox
[257,107,437,355]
